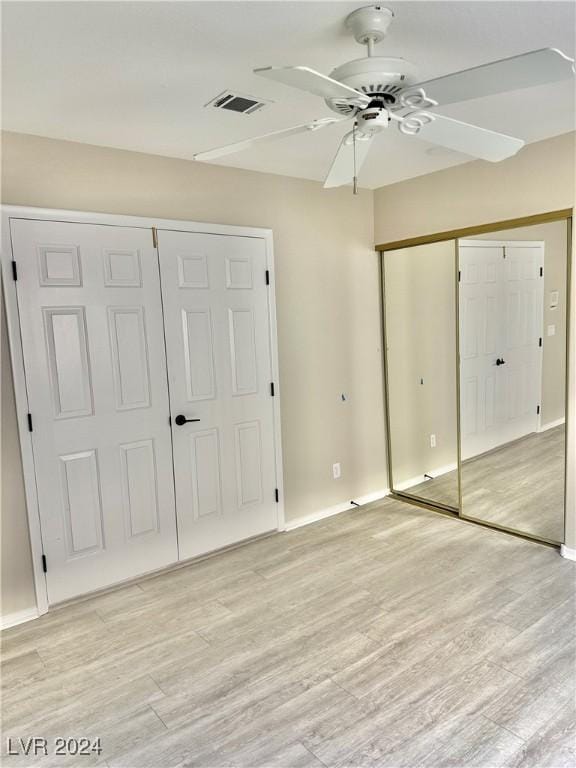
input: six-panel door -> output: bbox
[157,230,278,560]
[11,220,178,603]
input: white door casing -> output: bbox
[158,230,279,560]
[11,219,178,604]
[459,240,544,460]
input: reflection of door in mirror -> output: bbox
[383,240,459,510]
[458,220,568,543]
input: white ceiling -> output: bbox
[2,1,575,189]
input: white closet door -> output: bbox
[11,219,177,604]
[459,241,543,459]
[459,244,505,459]
[501,244,544,436]
[157,230,278,560]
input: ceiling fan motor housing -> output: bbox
[326,56,419,115]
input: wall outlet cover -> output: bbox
[333,463,341,479]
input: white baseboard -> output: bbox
[560,545,576,561]
[284,488,390,532]
[394,462,458,493]
[538,417,566,433]
[0,607,39,631]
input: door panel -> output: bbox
[11,219,177,604]
[158,230,278,560]
[502,245,543,436]
[108,306,151,410]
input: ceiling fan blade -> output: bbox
[409,48,575,107]
[255,65,370,105]
[324,131,374,188]
[396,112,524,162]
[194,117,346,161]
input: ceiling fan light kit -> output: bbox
[193,4,575,192]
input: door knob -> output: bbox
[174,414,201,426]
[496,358,506,366]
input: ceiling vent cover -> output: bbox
[207,90,272,115]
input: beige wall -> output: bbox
[375,131,576,550]
[0,130,387,618]
[476,221,569,427]
[374,132,575,246]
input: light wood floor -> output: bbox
[2,499,575,768]
[409,426,565,542]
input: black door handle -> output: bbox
[496,358,506,366]
[174,414,201,426]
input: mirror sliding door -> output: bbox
[382,240,460,512]
[380,211,571,545]
[457,218,570,543]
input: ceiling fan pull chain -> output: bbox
[353,122,358,195]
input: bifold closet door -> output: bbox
[158,230,278,560]
[11,219,178,604]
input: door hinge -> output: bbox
[539,266,543,277]
[458,270,461,282]
[152,227,158,248]
[11,260,18,281]
[537,405,541,415]
[27,413,33,432]
[270,382,275,397]
[275,488,279,503]
[503,247,506,259]
[41,554,47,573]
[539,337,543,347]
[265,269,270,285]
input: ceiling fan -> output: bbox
[194,5,575,190]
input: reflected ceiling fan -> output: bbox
[194,5,575,190]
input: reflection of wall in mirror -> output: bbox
[384,240,458,487]
[477,220,568,429]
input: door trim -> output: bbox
[1,205,285,618]
[375,208,573,252]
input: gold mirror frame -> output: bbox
[378,208,573,546]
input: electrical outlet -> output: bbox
[430,434,436,448]
[333,462,341,480]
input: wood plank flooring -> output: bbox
[2,498,575,767]
[408,426,565,541]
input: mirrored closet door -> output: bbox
[381,212,570,545]
[458,219,570,543]
[382,240,460,511]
